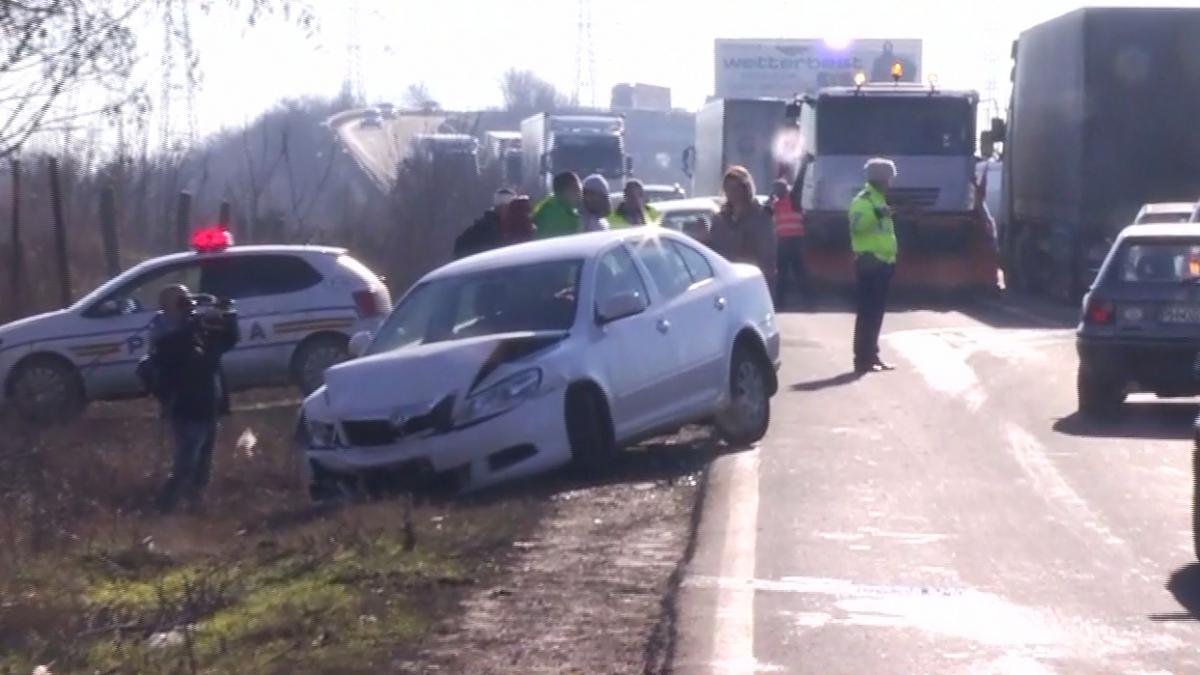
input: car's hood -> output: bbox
[321,330,569,418]
[0,309,71,344]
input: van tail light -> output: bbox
[1085,298,1115,325]
[353,289,382,319]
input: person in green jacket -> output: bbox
[849,157,899,375]
[609,179,659,228]
[533,172,582,239]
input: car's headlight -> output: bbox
[299,414,342,450]
[458,368,542,426]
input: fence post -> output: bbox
[175,191,193,250]
[99,185,120,278]
[47,157,71,308]
[9,159,22,317]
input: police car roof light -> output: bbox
[191,225,234,253]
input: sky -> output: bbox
[160,0,1200,136]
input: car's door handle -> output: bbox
[657,318,671,334]
[715,296,727,311]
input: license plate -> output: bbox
[1160,306,1200,324]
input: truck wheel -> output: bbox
[1077,366,1124,418]
[566,384,616,477]
[292,333,349,396]
[715,344,772,446]
[6,354,86,423]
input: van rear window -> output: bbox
[1116,242,1200,283]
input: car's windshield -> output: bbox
[367,259,583,355]
[1114,241,1200,283]
[817,96,974,156]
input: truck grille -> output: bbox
[887,188,940,209]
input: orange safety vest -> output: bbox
[772,197,805,237]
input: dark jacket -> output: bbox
[454,209,502,259]
[150,309,240,419]
[709,203,778,291]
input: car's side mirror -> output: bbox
[539,152,550,174]
[681,147,696,178]
[348,331,373,358]
[596,291,647,325]
[980,131,995,158]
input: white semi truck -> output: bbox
[520,113,631,199]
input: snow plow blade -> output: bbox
[801,210,999,296]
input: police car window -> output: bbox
[1118,242,1200,283]
[671,241,714,284]
[91,263,202,317]
[202,255,323,299]
[633,237,693,300]
[595,246,649,308]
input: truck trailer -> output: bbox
[520,113,630,199]
[686,98,792,198]
[998,7,1200,300]
[794,83,997,294]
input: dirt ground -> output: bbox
[410,429,713,675]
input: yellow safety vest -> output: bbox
[847,183,897,264]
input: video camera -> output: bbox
[182,293,238,332]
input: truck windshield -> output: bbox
[817,97,974,156]
[553,135,622,176]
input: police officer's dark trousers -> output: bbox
[853,254,895,368]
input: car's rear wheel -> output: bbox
[566,384,615,477]
[1077,365,1125,418]
[715,344,772,446]
[7,354,86,423]
[292,333,349,396]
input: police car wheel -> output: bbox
[8,355,85,422]
[292,334,349,396]
[715,344,771,447]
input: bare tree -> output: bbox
[499,69,568,115]
[0,0,315,159]
[403,82,440,112]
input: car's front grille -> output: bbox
[339,396,456,448]
[341,420,395,447]
[887,187,940,209]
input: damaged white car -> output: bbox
[296,229,780,497]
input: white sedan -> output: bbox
[297,229,780,497]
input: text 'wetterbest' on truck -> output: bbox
[521,113,631,199]
[792,81,997,294]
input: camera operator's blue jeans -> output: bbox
[159,416,216,511]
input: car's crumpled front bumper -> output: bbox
[300,387,571,493]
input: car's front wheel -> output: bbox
[715,344,771,446]
[7,354,86,423]
[292,334,350,396]
[566,384,615,477]
[1077,365,1125,418]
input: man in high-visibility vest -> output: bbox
[849,158,899,375]
[770,179,806,306]
[609,179,659,228]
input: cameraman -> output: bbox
[147,284,240,513]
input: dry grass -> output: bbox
[0,396,542,674]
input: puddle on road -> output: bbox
[687,574,1191,670]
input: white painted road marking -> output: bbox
[710,448,760,674]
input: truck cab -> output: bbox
[412,133,481,179]
[522,114,631,199]
[795,84,979,225]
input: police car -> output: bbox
[0,227,391,420]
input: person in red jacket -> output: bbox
[771,179,807,306]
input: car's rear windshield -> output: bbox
[367,259,582,355]
[1113,240,1200,283]
[1137,212,1192,225]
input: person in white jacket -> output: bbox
[580,174,612,232]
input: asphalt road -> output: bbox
[675,293,1200,674]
